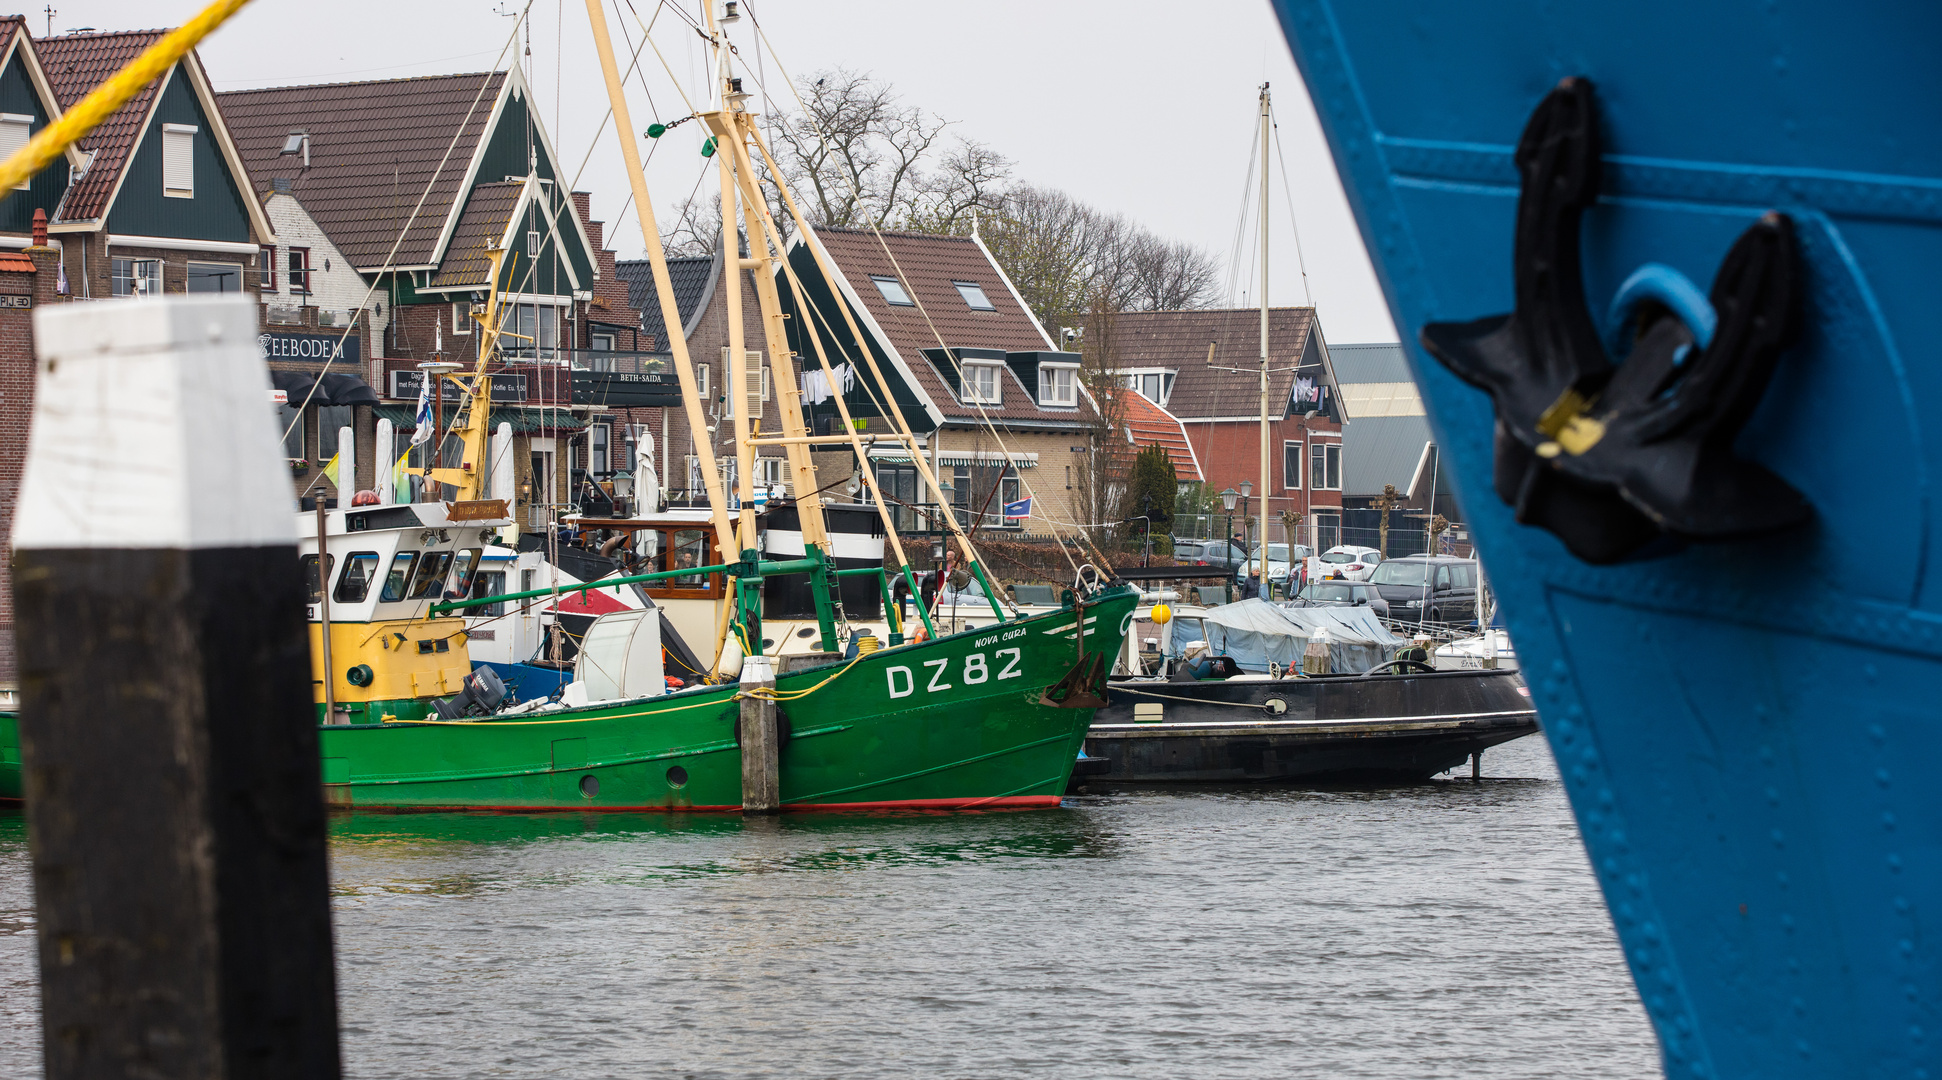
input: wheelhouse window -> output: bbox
[870,275,914,306]
[1283,441,1302,489]
[1310,441,1341,490]
[961,362,1003,405]
[0,114,31,190]
[187,261,242,294]
[334,552,379,603]
[379,552,418,602]
[468,570,507,617]
[111,257,161,297]
[162,123,196,198]
[952,280,995,310]
[447,548,482,598]
[670,529,710,587]
[300,554,334,604]
[408,551,454,599]
[287,247,312,294]
[1041,364,1078,407]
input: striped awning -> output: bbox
[373,404,589,433]
[868,449,1038,468]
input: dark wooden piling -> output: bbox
[12,296,341,1079]
[739,655,781,813]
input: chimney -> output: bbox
[31,207,46,248]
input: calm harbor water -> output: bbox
[0,736,1659,1078]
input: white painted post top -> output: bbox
[738,654,776,686]
[15,296,298,550]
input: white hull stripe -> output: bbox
[1089,708,1539,733]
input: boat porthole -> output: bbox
[796,627,815,638]
[579,775,599,798]
[1264,698,1288,715]
[666,765,689,789]
[762,638,775,648]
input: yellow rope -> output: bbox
[0,0,255,192]
[736,652,865,703]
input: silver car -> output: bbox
[1285,579,1391,619]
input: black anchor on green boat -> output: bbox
[1419,76,1812,565]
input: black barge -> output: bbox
[1084,667,1537,784]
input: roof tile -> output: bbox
[39,29,171,223]
[217,72,504,267]
[1102,307,1320,419]
[810,227,1080,425]
[618,253,715,349]
[1113,388,1202,481]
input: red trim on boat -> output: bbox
[328,795,1064,815]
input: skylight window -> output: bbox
[953,280,995,310]
[871,276,914,306]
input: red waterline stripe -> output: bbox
[329,795,1063,815]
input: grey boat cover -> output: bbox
[1188,598,1402,674]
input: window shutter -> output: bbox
[0,115,30,191]
[697,364,710,404]
[718,349,764,418]
[162,124,196,197]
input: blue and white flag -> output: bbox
[411,376,436,447]
[1003,497,1032,519]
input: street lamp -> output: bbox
[1219,486,1239,567]
[1237,479,1257,590]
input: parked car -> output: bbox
[1285,579,1390,619]
[1367,555,1480,623]
[1306,545,1384,583]
[1252,543,1313,592]
[1185,539,1252,580]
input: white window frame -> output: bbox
[527,229,540,258]
[1040,363,1079,407]
[162,122,197,198]
[1310,440,1342,491]
[111,256,162,297]
[1283,440,1302,490]
[962,362,1003,405]
[952,280,995,311]
[697,364,711,405]
[870,275,914,306]
[0,114,31,190]
[452,300,473,335]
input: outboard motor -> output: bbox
[432,665,509,719]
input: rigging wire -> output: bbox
[1269,110,1315,309]
[742,8,1087,584]
[279,2,531,446]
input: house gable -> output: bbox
[105,66,253,242]
[0,32,70,234]
[779,236,941,434]
[427,69,595,290]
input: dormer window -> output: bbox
[1118,369,1176,407]
[962,361,1003,405]
[952,280,995,310]
[871,275,914,306]
[1041,363,1079,407]
[162,123,197,198]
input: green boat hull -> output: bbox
[1,589,1138,812]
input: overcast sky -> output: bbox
[61,0,1397,343]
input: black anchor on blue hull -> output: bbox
[1419,77,1812,565]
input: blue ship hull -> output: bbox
[1271,4,1940,1077]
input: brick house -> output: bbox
[1101,307,1348,551]
[220,67,640,523]
[774,226,1098,536]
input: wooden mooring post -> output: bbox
[12,296,341,1078]
[738,655,781,813]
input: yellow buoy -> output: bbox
[1152,604,1172,624]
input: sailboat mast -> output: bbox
[1257,83,1272,586]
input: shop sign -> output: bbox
[389,370,527,403]
[260,331,361,369]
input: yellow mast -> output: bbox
[427,247,510,503]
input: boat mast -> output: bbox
[427,247,511,504]
[581,0,736,562]
[1257,83,1272,586]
